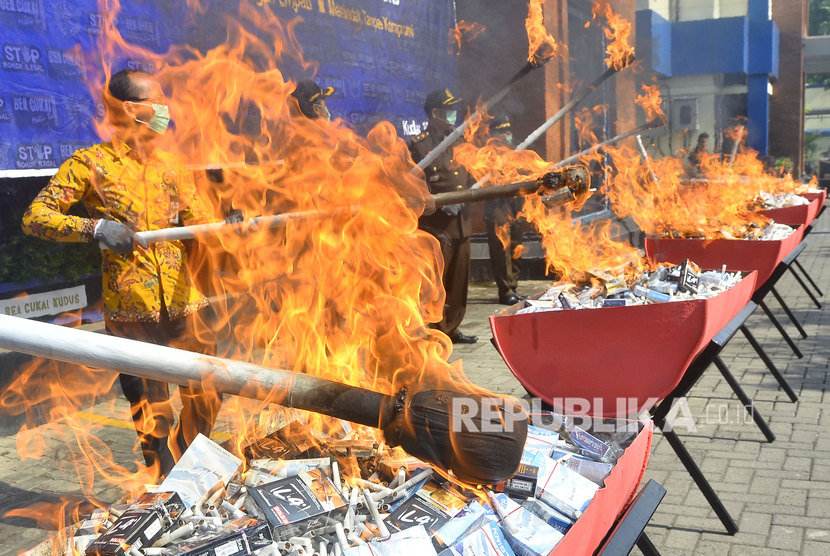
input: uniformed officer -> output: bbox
[291,79,335,120]
[483,115,525,305]
[409,88,477,344]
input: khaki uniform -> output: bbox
[409,127,472,336]
[484,197,523,298]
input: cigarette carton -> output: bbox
[344,525,438,556]
[86,492,184,556]
[520,498,573,535]
[159,433,242,508]
[386,495,451,536]
[247,468,345,540]
[490,493,564,556]
[532,453,599,520]
[164,516,273,556]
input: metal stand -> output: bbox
[649,301,779,535]
[597,480,667,555]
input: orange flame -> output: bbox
[3,0,520,527]
[449,20,487,55]
[600,124,809,239]
[635,82,666,125]
[591,0,635,70]
[526,0,559,66]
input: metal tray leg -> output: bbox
[739,325,799,402]
[758,300,803,358]
[770,287,808,338]
[712,356,775,442]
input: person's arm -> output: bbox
[176,167,215,226]
[21,155,97,242]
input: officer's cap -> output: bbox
[489,114,511,133]
[424,88,462,113]
[291,80,335,104]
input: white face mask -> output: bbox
[444,110,458,127]
[313,102,331,121]
[133,103,170,134]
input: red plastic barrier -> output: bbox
[551,419,653,555]
[758,197,819,227]
[644,225,805,288]
[489,272,756,417]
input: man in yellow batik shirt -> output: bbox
[22,68,222,476]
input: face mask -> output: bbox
[313,102,331,121]
[445,110,458,127]
[134,103,170,134]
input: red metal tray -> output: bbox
[550,419,653,555]
[758,196,820,227]
[644,224,805,288]
[489,272,756,417]
[802,189,826,214]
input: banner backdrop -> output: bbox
[0,0,458,170]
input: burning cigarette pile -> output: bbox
[62,412,640,556]
[516,258,742,314]
[751,191,811,210]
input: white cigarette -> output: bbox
[153,521,196,546]
[332,460,341,491]
[334,521,349,552]
[221,500,245,519]
[207,486,226,506]
[127,547,142,556]
[319,541,329,556]
[182,515,223,526]
[347,532,366,546]
[142,549,165,556]
[391,468,432,499]
[486,490,519,535]
[353,478,386,492]
[290,537,313,550]
[362,488,390,538]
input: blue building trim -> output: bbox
[636,9,779,155]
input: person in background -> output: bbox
[688,132,709,178]
[291,79,335,121]
[409,88,477,344]
[483,115,525,305]
[21,68,224,477]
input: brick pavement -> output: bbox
[0,213,828,554]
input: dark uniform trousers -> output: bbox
[485,198,523,298]
[106,305,223,475]
[410,126,473,337]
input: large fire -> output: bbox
[1,0,525,540]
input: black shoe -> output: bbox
[450,332,478,344]
[499,292,523,305]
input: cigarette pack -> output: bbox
[163,516,272,556]
[247,468,345,539]
[559,453,612,485]
[443,520,516,556]
[532,454,599,520]
[86,492,185,556]
[520,498,573,535]
[632,285,671,302]
[678,259,701,294]
[386,495,451,536]
[494,462,539,499]
[432,500,495,549]
[159,433,243,507]
[415,482,469,516]
[344,525,438,556]
[490,493,564,556]
[521,426,558,462]
[567,427,612,460]
[602,298,627,307]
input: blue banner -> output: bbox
[0,0,458,170]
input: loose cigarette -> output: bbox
[319,541,329,556]
[486,490,519,535]
[345,486,359,532]
[221,500,245,519]
[182,515,224,526]
[142,549,165,556]
[207,487,226,506]
[290,537,313,550]
[362,488,390,538]
[127,547,142,556]
[153,522,196,546]
[334,522,349,552]
[108,507,124,518]
[393,467,406,489]
[391,468,433,499]
[347,532,365,546]
[353,478,385,492]
[332,460,341,490]
[208,506,221,518]
[333,543,342,556]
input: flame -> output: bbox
[3,0,524,529]
[635,82,666,125]
[601,124,809,239]
[449,20,487,55]
[591,0,635,70]
[525,0,559,66]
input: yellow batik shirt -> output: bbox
[22,136,210,322]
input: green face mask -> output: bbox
[445,110,458,127]
[135,103,171,134]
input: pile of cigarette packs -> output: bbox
[67,412,640,556]
[517,258,743,314]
